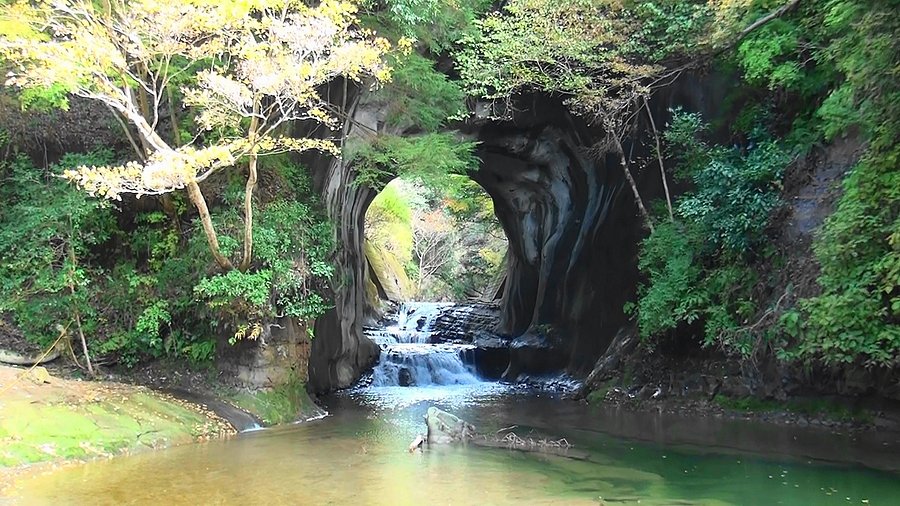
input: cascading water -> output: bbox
[367,302,481,387]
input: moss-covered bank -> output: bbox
[0,365,234,469]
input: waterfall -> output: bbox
[367,302,481,387]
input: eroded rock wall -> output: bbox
[307,75,728,392]
[306,87,412,393]
[218,317,311,389]
[470,77,726,375]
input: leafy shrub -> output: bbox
[631,110,787,354]
[0,152,116,346]
[194,197,335,339]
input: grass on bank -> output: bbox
[712,395,874,424]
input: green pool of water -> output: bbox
[4,384,899,505]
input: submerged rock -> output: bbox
[425,407,476,444]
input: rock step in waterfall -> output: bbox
[363,301,579,390]
[367,302,483,387]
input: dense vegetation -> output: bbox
[443,0,898,375]
[629,0,900,370]
[0,0,393,369]
[365,177,506,300]
[0,0,896,386]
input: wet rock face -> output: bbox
[218,317,312,389]
[469,78,727,376]
[471,331,510,379]
[429,303,501,342]
[501,332,568,382]
[306,88,386,394]
[472,119,645,375]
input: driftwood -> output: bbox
[0,346,60,366]
[473,427,590,460]
[418,408,589,461]
[408,434,425,453]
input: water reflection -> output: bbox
[5,385,900,505]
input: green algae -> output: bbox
[0,390,223,468]
[227,376,314,425]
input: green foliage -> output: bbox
[194,193,335,336]
[669,117,788,252]
[631,0,899,369]
[633,111,787,354]
[787,0,900,368]
[455,0,710,120]
[365,175,506,301]
[621,0,713,61]
[0,152,115,346]
[736,20,803,90]
[195,270,274,313]
[366,182,414,264]
[380,53,465,131]
[793,149,900,366]
[17,83,70,111]
[363,0,489,52]
[351,132,477,190]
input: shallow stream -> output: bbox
[4,303,899,505]
[4,383,900,505]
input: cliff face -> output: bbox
[305,91,379,393]
[469,76,725,375]
[471,121,640,373]
[306,75,727,392]
[306,88,414,394]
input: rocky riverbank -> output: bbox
[577,325,900,434]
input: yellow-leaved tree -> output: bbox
[1,0,394,270]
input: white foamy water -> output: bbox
[368,302,481,387]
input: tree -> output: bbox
[1,0,394,270]
[411,207,456,294]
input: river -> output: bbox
[3,303,899,505]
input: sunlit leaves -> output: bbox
[1,0,392,199]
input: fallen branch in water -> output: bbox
[499,431,573,450]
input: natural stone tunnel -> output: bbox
[306,74,728,393]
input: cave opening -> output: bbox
[363,174,508,304]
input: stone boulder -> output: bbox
[500,332,567,382]
[472,331,510,379]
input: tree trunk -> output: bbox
[186,181,233,270]
[74,311,93,377]
[238,99,261,272]
[644,97,674,222]
[65,231,94,377]
[166,85,182,147]
[614,137,654,233]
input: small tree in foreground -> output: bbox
[1,0,395,270]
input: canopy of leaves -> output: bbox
[351,132,477,190]
[1,0,393,199]
[455,0,716,126]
